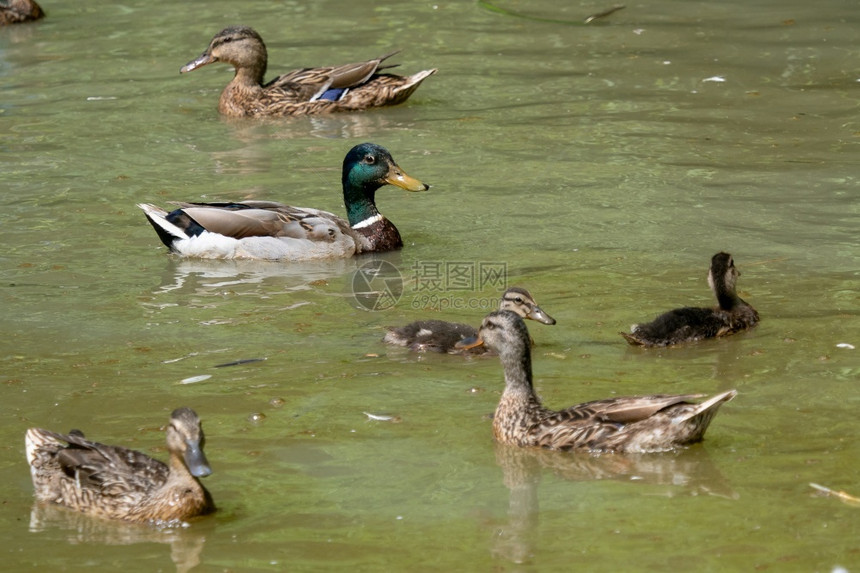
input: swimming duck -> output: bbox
[25,408,215,524]
[138,142,429,261]
[180,26,436,117]
[458,311,737,453]
[621,252,759,347]
[0,0,43,25]
[383,287,556,354]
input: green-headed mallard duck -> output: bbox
[180,26,436,117]
[0,0,43,25]
[621,252,759,347]
[25,408,215,524]
[138,142,429,261]
[458,311,737,453]
[383,287,556,354]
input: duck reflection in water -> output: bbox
[490,443,737,565]
[207,113,404,176]
[29,504,208,573]
[149,256,360,296]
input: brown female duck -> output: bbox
[180,26,436,117]
[0,0,43,25]
[458,311,737,453]
[25,408,215,524]
[383,287,556,354]
[138,143,429,261]
[621,252,759,347]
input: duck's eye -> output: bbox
[514,297,524,304]
[363,154,376,165]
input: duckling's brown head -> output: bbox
[181,26,268,82]
[708,252,741,308]
[499,287,556,325]
[166,407,212,478]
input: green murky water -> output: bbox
[2,0,858,571]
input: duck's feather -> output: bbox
[384,320,477,353]
[516,391,737,453]
[578,394,707,424]
[621,252,759,347]
[184,27,435,117]
[139,202,365,261]
[268,51,400,99]
[0,0,43,25]
[25,408,214,524]
[476,310,736,453]
[28,429,169,497]
[175,201,359,242]
[385,287,555,355]
[246,70,436,117]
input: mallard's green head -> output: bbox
[181,26,268,83]
[341,143,429,227]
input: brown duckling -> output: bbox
[180,26,436,117]
[458,311,737,453]
[0,0,43,25]
[383,287,556,354]
[621,252,759,347]
[25,408,215,524]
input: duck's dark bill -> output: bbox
[455,335,484,350]
[184,439,213,478]
[528,305,557,325]
[181,53,216,74]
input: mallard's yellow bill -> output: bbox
[385,164,430,192]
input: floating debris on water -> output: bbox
[363,412,402,423]
[478,0,624,26]
[810,483,860,507]
[248,412,266,423]
[179,374,212,385]
[163,352,200,364]
[543,352,567,360]
[836,343,855,350]
[214,358,267,368]
[584,4,625,24]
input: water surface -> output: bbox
[1,0,858,571]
